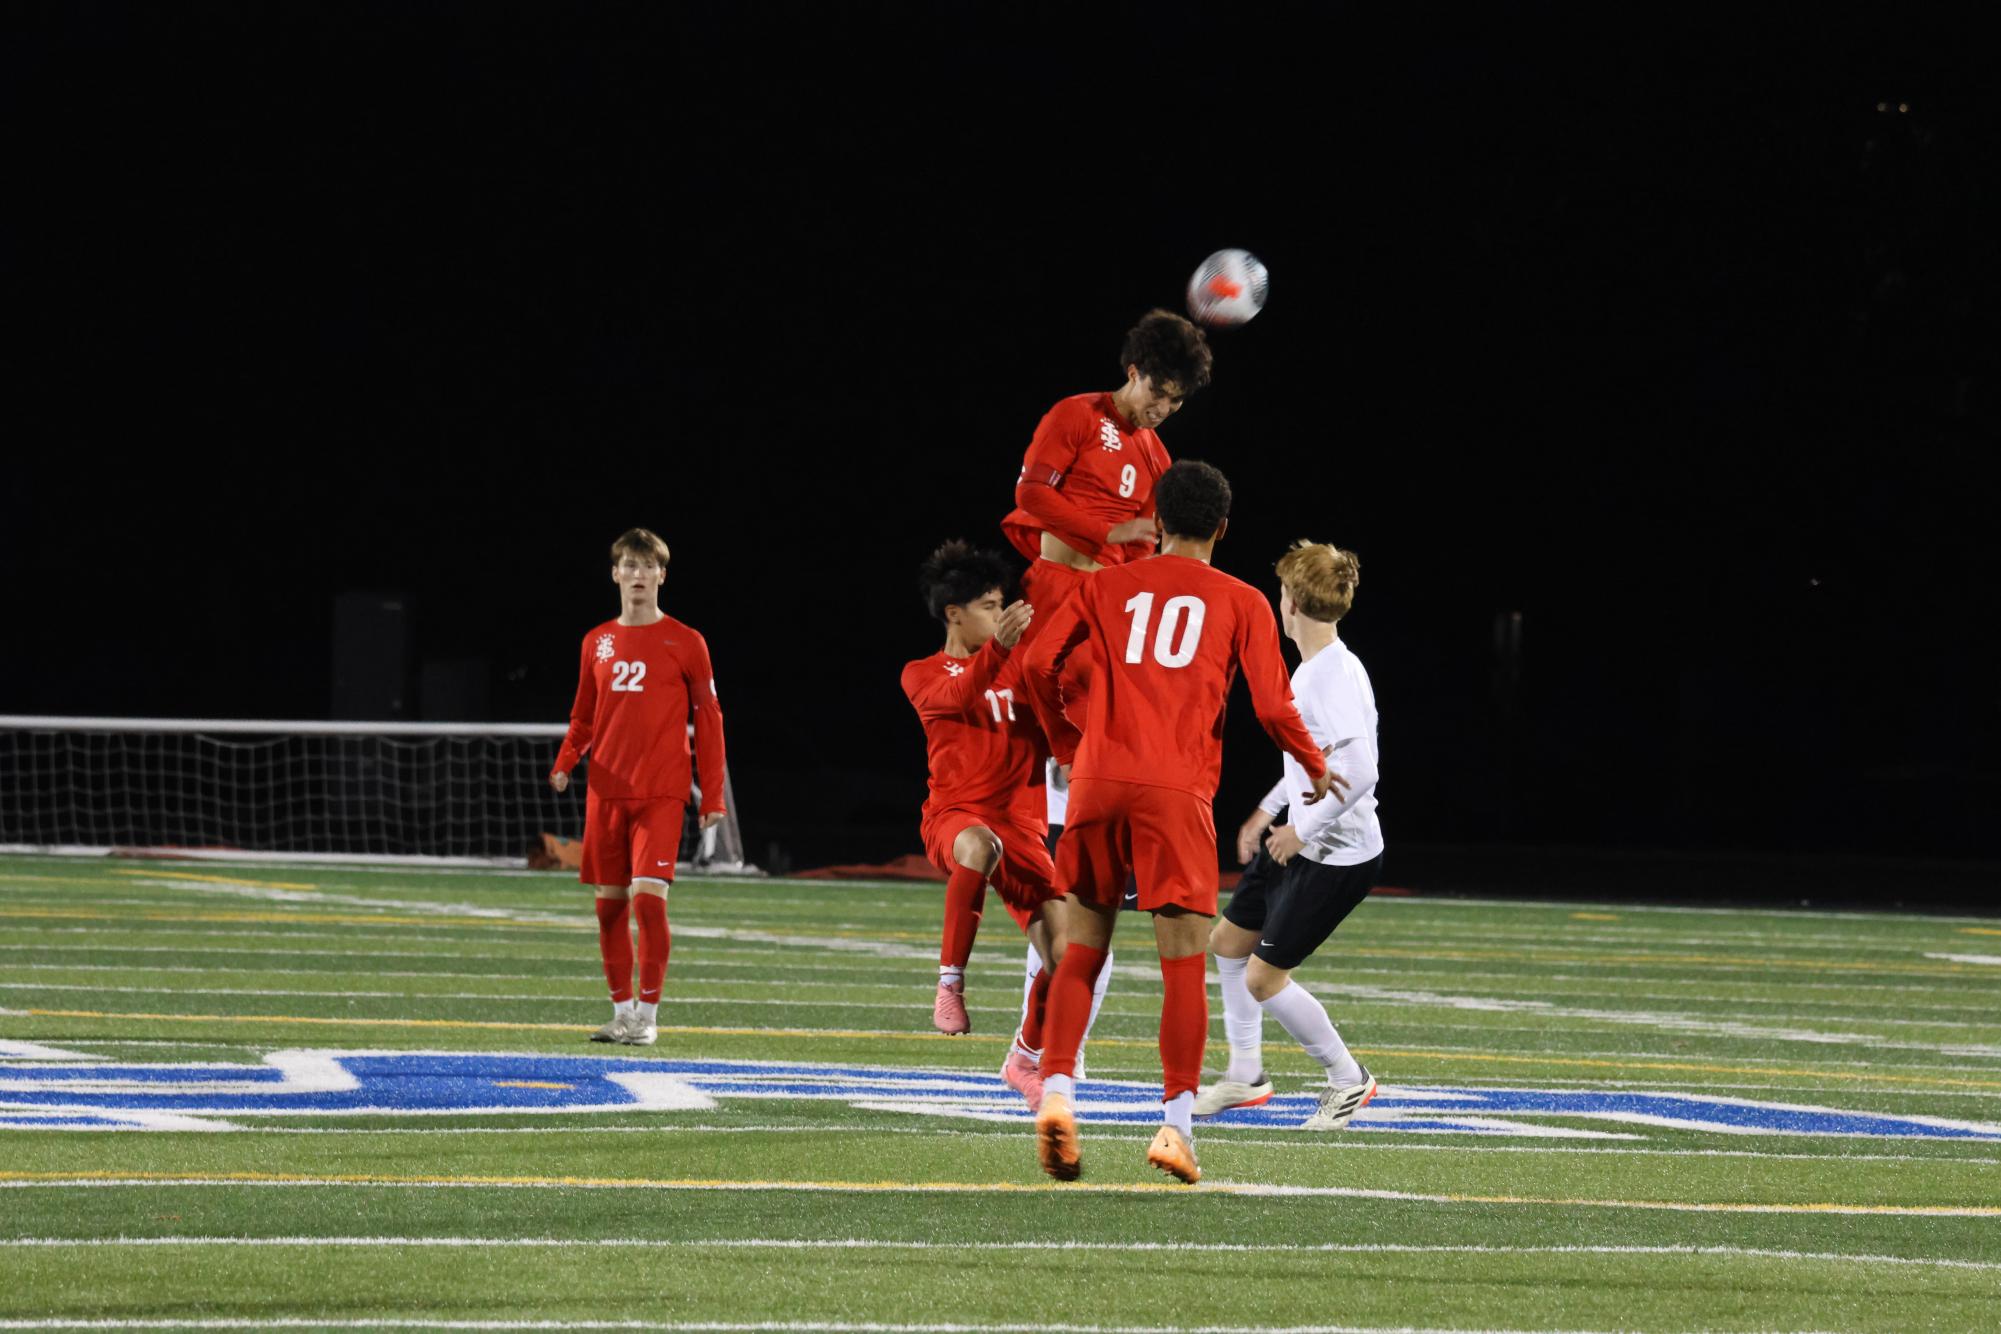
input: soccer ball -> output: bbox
[1186,249,1269,326]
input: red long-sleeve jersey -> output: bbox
[1000,392,1171,567]
[551,616,727,810]
[900,638,1046,831]
[1025,555,1326,801]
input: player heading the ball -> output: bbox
[1024,460,1344,1185]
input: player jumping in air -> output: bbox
[1025,461,1341,1183]
[972,310,1215,1044]
[1197,541,1384,1129]
[549,528,728,1047]
[900,542,1066,1106]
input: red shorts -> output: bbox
[1017,560,1096,730]
[580,792,685,887]
[1055,778,1219,915]
[922,807,1057,931]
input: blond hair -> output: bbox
[1275,540,1360,623]
[610,527,671,569]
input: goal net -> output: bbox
[0,715,754,871]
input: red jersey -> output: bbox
[900,638,1046,831]
[1026,555,1327,801]
[552,616,727,809]
[1000,392,1172,567]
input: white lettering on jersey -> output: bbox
[1122,592,1208,668]
[611,661,648,692]
[595,634,616,662]
[1099,418,1122,452]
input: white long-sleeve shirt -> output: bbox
[1256,635,1384,866]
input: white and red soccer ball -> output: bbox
[1186,248,1269,326]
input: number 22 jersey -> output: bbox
[552,616,727,810]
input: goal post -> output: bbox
[0,715,756,872]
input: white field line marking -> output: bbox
[3,1237,1999,1272]
[1929,954,2001,966]
[0,1317,1637,1332]
[1305,981,2001,1059]
[15,855,2001,924]
[0,1041,93,1061]
[192,1122,2001,1163]
[4,1175,1998,1216]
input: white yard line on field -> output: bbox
[3,1236,1999,1272]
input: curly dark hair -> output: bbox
[917,540,1012,621]
[1154,460,1233,540]
[1120,309,1214,394]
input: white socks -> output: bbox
[1021,940,1114,1070]
[1044,1073,1075,1104]
[633,1000,658,1027]
[1215,954,1264,1083]
[1163,1090,1194,1136]
[1262,981,1363,1087]
[614,998,636,1019]
[939,965,963,987]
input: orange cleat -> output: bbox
[1036,1092,1081,1181]
[1146,1125,1201,1185]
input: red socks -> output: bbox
[939,864,986,969]
[1019,963,1053,1051]
[634,893,670,1005]
[595,897,634,1003]
[1159,953,1208,1100]
[1038,943,1107,1080]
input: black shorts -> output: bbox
[1223,850,1381,972]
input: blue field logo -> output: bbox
[2,1049,1997,1141]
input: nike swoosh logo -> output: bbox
[656,860,673,867]
[1260,941,1275,948]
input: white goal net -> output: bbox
[0,715,752,871]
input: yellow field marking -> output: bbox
[3,1170,1996,1216]
[1570,913,1620,921]
[1961,928,2001,938]
[111,868,321,891]
[492,1080,573,1090]
[17,1007,2001,1092]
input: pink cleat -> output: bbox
[1001,1050,1045,1111]
[932,979,970,1035]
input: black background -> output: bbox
[5,5,1996,889]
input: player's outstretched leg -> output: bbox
[933,828,997,1035]
[1149,946,1207,1184]
[591,889,638,1042]
[1035,925,1110,1181]
[624,883,669,1046]
[1194,953,1274,1114]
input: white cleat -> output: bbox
[1302,1066,1377,1130]
[620,1013,658,1047]
[1193,1073,1275,1118]
[589,1014,631,1044]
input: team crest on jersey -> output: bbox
[595,634,616,661]
[942,661,965,677]
[1098,418,1122,452]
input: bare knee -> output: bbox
[951,826,1002,876]
[1245,957,1291,1002]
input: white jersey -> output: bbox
[1258,636,1383,866]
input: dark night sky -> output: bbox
[4,4,1997,869]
